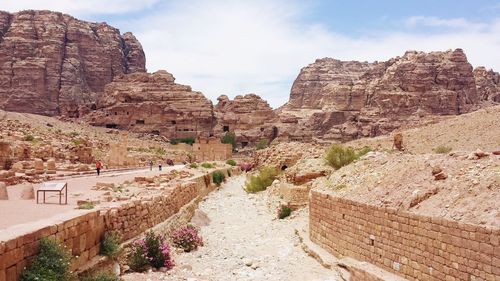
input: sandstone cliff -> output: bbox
[214,94,278,146]
[86,71,215,138]
[278,49,497,141]
[0,10,145,117]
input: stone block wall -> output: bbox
[0,168,235,281]
[310,190,499,281]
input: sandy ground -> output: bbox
[122,175,340,281]
[0,165,184,230]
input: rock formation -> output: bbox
[0,10,145,117]
[278,49,497,141]
[473,67,500,103]
[86,71,215,138]
[214,94,278,147]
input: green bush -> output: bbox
[221,132,237,151]
[277,205,292,219]
[71,139,82,146]
[245,166,279,193]
[225,159,237,166]
[20,238,73,281]
[256,139,269,150]
[325,144,357,169]
[24,134,35,142]
[170,137,195,145]
[201,162,215,169]
[212,171,225,186]
[355,146,372,158]
[189,163,198,168]
[81,271,120,281]
[100,232,120,258]
[433,145,452,154]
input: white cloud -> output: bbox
[3,1,500,108]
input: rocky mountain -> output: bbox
[278,49,498,141]
[85,70,215,139]
[0,10,145,117]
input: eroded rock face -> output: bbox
[278,49,495,141]
[86,71,215,138]
[214,94,278,146]
[473,67,500,103]
[0,10,145,117]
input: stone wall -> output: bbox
[309,190,499,281]
[192,137,232,162]
[0,168,238,281]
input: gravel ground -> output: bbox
[122,175,340,281]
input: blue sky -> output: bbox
[3,0,500,107]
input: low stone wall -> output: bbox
[0,167,238,281]
[310,190,499,281]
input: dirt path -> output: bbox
[123,175,340,281]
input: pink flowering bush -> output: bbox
[171,225,203,252]
[128,231,174,272]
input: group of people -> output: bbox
[94,158,173,176]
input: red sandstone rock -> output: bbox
[85,71,214,139]
[0,10,145,117]
[473,67,500,103]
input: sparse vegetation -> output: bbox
[100,232,121,258]
[71,138,82,146]
[212,171,225,186]
[333,183,347,191]
[189,163,198,168]
[69,131,80,137]
[20,238,73,281]
[153,147,166,156]
[81,271,120,281]
[325,144,370,169]
[78,202,95,209]
[256,139,269,150]
[221,132,237,151]
[171,225,203,252]
[170,137,195,145]
[433,145,452,154]
[225,159,237,166]
[277,205,292,219]
[245,166,279,193]
[128,231,174,272]
[201,162,215,169]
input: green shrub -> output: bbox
[100,232,120,258]
[333,183,347,190]
[225,159,237,166]
[189,163,198,168]
[81,271,120,281]
[325,144,357,169]
[433,145,452,154]
[201,162,215,169]
[69,131,80,137]
[256,139,269,150]
[277,205,292,219]
[221,132,237,151]
[79,202,95,209]
[212,171,225,186]
[71,139,82,146]
[24,134,35,142]
[245,166,279,193]
[20,238,73,281]
[170,137,195,145]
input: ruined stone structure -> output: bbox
[0,10,145,117]
[0,142,13,170]
[86,71,215,139]
[192,137,232,162]
[105,133,139,167]
[214,94,278,147]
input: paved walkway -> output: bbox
[0,165,184,230]
[123,175,340,281]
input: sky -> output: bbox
[2,0,500,108]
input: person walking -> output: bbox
[158,160,162,171]
[95,160,102,176]
[148,159,153,171]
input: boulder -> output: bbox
[20,184,35,200]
